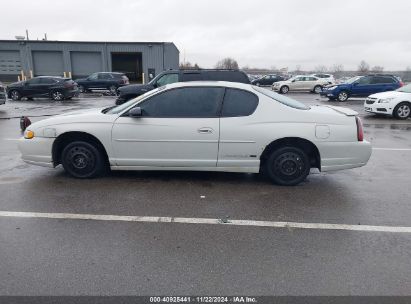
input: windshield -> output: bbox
[253,86,309,110]
[105,88,163,114]
[396,84,411,93]
[346,76,361,84]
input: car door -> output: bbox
[39,77,58,96]
[291,76,305,90]
[86,73,99,89]
[97,73,113,88]
[218,88,260,168]
[111,86,224,167]
[351,76,372,96]
[24,78,42,96]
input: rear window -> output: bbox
[222,88,258,117]
[253,86,309,110]
[181,73,203,82]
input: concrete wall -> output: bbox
[0,40,179,82]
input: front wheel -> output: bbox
[337,91,349,102]
[10,90,21,101]
[265,146,310,186]
[280,86,289,94]
[393,102,411,120]
[313,85,322,94]
[61,141,105,178]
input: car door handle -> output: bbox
[197,127,213,134]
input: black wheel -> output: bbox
[337,91,349,102]
[51,90,64,101]
[280,86,289,94]
[10,90,21,101]
[61,141,105,178]
[393,102,411,120]
[78,85,86,93]
[313,85,323,94]
[108,85,118,95]
[265,146,310,186]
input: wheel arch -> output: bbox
[52,131,109,166]
[260,137,321,171]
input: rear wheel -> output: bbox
[78,85,86,93]
[61,141,105,178]
[393,102,411,120]
[280,85,289,94]
[337,91,349,102]
[108,85,118,95]
[51,90,64,101]
[265,146,310,186]
[10,90,21,101]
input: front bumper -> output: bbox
[364,99,393,115]
[18,137,55,167]
[320,90,337,98]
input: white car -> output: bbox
[272,75,329,94]
[311,73,335,85]
[18,81,371,186]
[364,84,411,120]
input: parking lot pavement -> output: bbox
[0,93,411,295]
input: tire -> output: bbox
[313,85,323,94]
[280,86,289,94]
[61,141,105,178]
[108,85,118,95]
[78,85,86,93]
[393,102,411,120]
[265,146,310,186]
[51,90,64,101]
[337,91,349,102]
[10,90,21,101]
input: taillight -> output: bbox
[400,81,404,87]
[64,81,74,88]
[355,116,364,141]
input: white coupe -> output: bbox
[364,84,411,120]
[18,81,372,186]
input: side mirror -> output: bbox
[128,107,142,118]
[292,79,296,82]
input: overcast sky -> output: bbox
[2,0,411,70]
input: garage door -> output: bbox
[32,51,64,76]
[71,52,102,78]
[0,51,22,75]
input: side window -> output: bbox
[27,78,41,84]
[88,73,98,80]
[140,87,224,117]
[357,76,371,85]
[373,76,395,84]
[308,77,317,81]
[40,78,57,84]
[156,73,179,87]
[98,73,113,80]
[221,88,259,117]
[181,73,202,82]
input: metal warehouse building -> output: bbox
[0,40,179,82]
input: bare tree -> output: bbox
[215,58,239,69]
[330,64,344,78]
[358,60,370,75]
[314,65,328,73]
[371,66,384,73]
[179,61,201,69]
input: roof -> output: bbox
[0,39,175,46]
[164,80,253,90]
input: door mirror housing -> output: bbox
[291,79,296,82]
[128,107,142,118]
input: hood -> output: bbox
[7,81,25,88]
[75,78,87,82]
[27,107,116,131]
[369,90,406,99]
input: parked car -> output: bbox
[116,69,250,104]
[272,75,329,94]
[364,83,411,120]
[7,76,79,101]
[18,81,371,186]
[311,73,335,84]
[320,75,403,102]
[75,72,129,95]
[251,74,285,86]
[0,82,6,105]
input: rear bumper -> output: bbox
[18,137,55,167]
[64,88,80,97]
[318,140,372,172]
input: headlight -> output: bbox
[327,86,337,90]
[24,130,35,139]
[378,98,394,103]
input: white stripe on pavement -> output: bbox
[372,148,411,151]
[0,210,411,233]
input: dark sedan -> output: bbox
[251,74,285,86]
[75,72,129,95]
[7,76,79,101]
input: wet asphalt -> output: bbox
[0,91,410,296]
